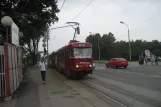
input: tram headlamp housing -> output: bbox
[89,64,92,67]
[76,65,79,68]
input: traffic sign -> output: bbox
[42,39,46,42]
[42,43,46,47]
[44,35,49,40]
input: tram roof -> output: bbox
[55,42,92,53]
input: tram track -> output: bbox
[82,76,161,107]
[53,70,128,107]
[53,70,161,107]
[77,79,129,107]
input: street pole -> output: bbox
[98,35,100,60]
[6,28,8,42]
[47,34,49,63]
[128,29,131,62]
[120,21,132,62]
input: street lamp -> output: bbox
[120,21,132,62]
[1,16,13,27]
[1,16,13,42]
[89,32,100,60]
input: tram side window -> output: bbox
[71,49,74,57]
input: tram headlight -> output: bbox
[89,64,92,67]
[76,65,79,68]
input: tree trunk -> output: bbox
[36,34,39,63]
[32,39,36,65]
[32,28,36,65]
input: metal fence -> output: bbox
[0,43,22,98]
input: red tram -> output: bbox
[50,42,94,78]
[48,51,56,69]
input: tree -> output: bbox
[85,33,161,61]
[0,0,59,64]
[100,32,116,60]
[86,33,101,60]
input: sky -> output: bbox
[38,0,161,53]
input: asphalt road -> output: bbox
[93,62,161,92]
[1,63,161,107]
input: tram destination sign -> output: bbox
[79,43,85,47]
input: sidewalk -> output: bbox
[0,65,111,107]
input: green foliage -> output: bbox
[86,33,101,59]
[0,0,59,64]
[86,33,161,61]
[100,32,116,59]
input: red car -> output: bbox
[106,58,128,68]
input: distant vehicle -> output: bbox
[106,58,128,68]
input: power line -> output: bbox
[59,0,67,11]
[17,1,30,12]
[58,0,67,16]
[48,24,75,30]
[71,0,95,21]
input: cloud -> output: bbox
[39,0,161,53]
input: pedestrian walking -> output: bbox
[155,56,158,65]
[144,56,148,66]
[139,54,144,65]
[39,59,47,83]
[151,54,155,66]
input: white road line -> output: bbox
[114,70,161,78]
[95,67,161,78]
[95,67,106,70]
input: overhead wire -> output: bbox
[57,0,67,16]
[49,24,75,30]
[71,0,95,21]
[17,1,30,12]
[49,0,95,37]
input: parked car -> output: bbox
[106,58,128,68]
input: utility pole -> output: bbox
[35,29,39,63]
[128,29,131,62]
[46,32,49,63]
[120,21,132,62]
[98,35,100,60]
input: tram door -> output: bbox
[65,49,70,76]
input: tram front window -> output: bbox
[71,48,92,58]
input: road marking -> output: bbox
[115,70,161,78]
[95,67,106,70]
[95,67,161,78]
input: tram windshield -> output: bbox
[71,48,92,58]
